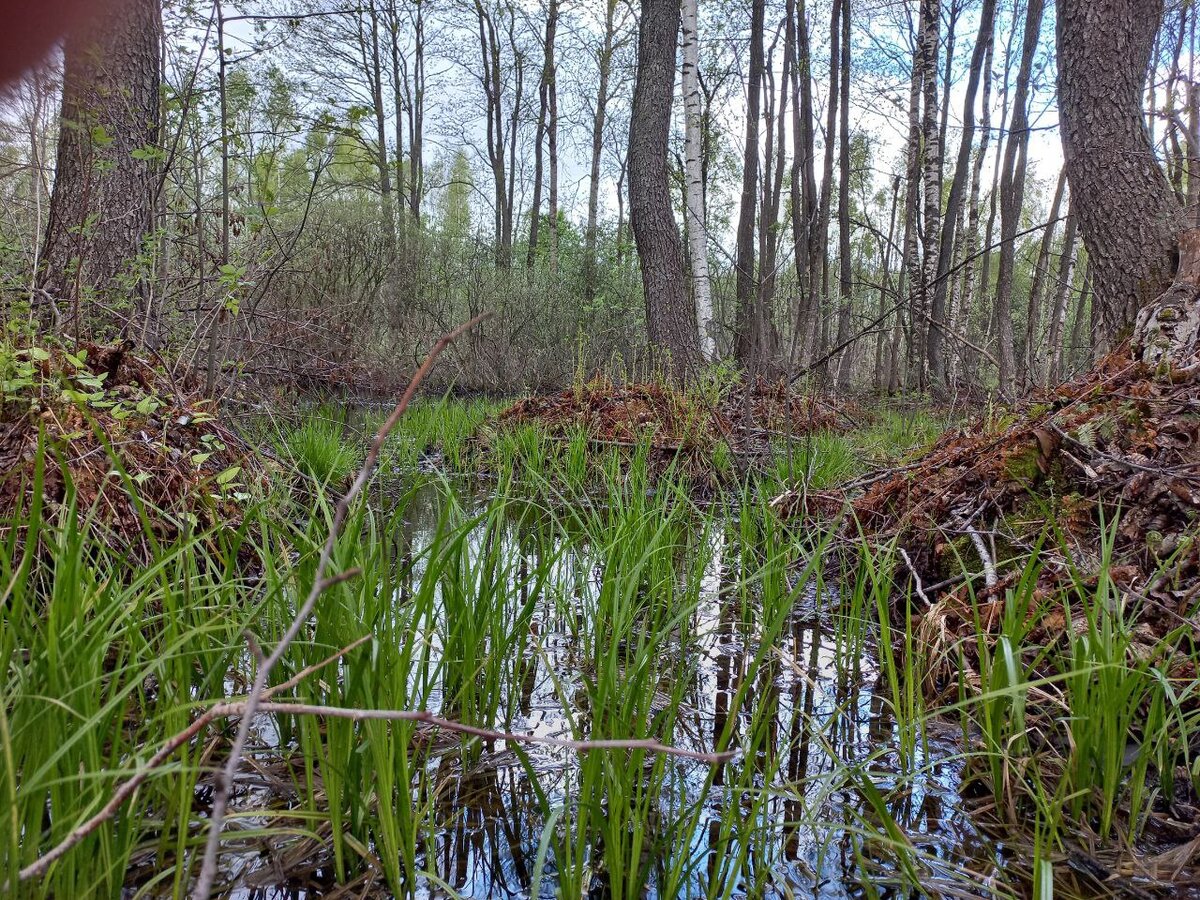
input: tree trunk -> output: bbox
[899,0,926,387]
[951,16,994,386]
[365,3,396,253]
[474,1,510,268]
[810,0,841,375]
[39,0,162,335]
[734,0,774,370]
[583,0,621,303]
[788,0,819,367]
[916,0,942,388]
[527,24,548,268]
[833,0,853,390]
[1057,0,1180,348]
[630,0,702,372]
[681,0,715,358]
[1047,203,1080,384]
[1021,167,1066,385]
[994,0,1043,398]
[927,0,996,385]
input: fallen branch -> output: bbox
[209,701,737,763]
[15,638,732,885]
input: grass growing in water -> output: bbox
[5,404,1200,898]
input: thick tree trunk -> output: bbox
[630,0,702,372]
[681,0,715,358]
[1057,0,1180,347]
[39,0,162,334]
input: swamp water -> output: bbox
[193,476,1010,900]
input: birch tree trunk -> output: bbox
[681,0,715,358]
[916,0,942,387]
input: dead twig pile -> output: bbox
[498,375,843,451]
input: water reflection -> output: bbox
[214,482,1002,899]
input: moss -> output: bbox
[1002,443,1043,484]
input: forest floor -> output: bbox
[4,337,1200,897]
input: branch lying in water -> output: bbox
[16,652,734,885]
[211,701,740,764]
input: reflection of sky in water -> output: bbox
[218,483,1002,899]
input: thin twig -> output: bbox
[14,629,732,886]
[191,313,491,898]
[208,701,737,763]
[17,711,219,883]
[899,548,932,606]
[264,633,373,700]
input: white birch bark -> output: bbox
[681,0,716,360]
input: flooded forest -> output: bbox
[3,0,1200,896]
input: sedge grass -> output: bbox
[4,408,1200,899]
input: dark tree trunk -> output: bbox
[811,0,842,374]
[994,0,1043,397]
[833,0,853,390]
[583,0,620,304]
[39,0,162,335]
[527,0,558,270]
[1057,0,1181,347]
[630,0,702,372]
[788,0,819,367]
[734,0,775,370]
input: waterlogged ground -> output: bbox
[185,478,1010,900]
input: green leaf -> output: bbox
[216,466,242,486]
